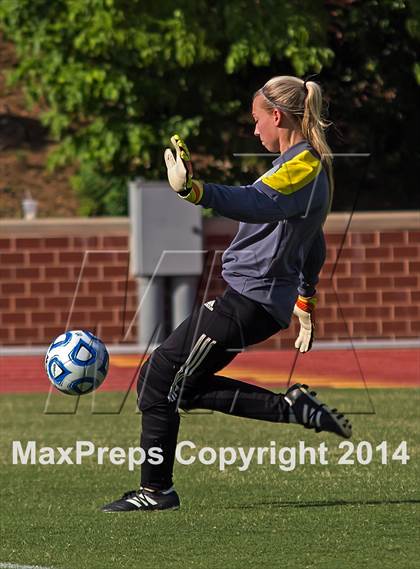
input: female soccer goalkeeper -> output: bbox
[102,75,352,512]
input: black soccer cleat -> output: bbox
[285,383,352,439]
[101,487,180,512]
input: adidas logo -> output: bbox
[126,492,158,508]
[303,404,322,428]
[204,300,215,311]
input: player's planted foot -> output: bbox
[285,383,352,439]
[101,487,180,512]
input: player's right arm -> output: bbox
[164,135,322,224]
[183,150,322,224]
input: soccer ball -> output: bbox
[45,330,109,395]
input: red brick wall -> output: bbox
[0,214,419,348]
[201,215,420,349]
[0,221,137,346]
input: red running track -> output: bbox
[0,349,419,393]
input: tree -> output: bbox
[0,0,419,214]
[324,0,420,211]
[0,0,332,214]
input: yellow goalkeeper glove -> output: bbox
[164,134,203,204]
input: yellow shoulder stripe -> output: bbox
[262,150,321,195]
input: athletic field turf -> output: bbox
[1,388,419,569]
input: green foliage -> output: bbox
[0,0,331,214]
[323,0,420,210]
[70,164,128,216]
[0,0,419,213]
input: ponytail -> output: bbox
[301,81,334,214]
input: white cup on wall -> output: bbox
[22,195,38,220]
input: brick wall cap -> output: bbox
[0,217,129,236]
[0,211,418,236]
[204,212,420,233]
[324,211,420,232]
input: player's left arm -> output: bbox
[298,229,326,298]
[293,229,326,353]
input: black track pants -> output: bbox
[137,286,290,490]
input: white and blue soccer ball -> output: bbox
[45,330,109,395]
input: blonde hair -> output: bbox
[255,75,334,213]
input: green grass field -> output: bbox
[1,389,419,569]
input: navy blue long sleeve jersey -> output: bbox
[180,140,329,327]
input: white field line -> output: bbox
[0,563,57,569]
[1,339,419,357]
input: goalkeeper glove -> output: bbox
[164,134,203,204]
[293,295,317,353]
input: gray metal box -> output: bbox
[129,179,203,277]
